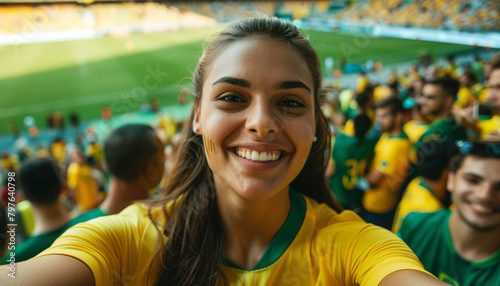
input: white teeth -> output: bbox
[471,203,494,213]
[259,152,267,161]
[235,148,281,162]
[251,151,259,161]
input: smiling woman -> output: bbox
[0,17,449,286]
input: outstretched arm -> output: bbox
[0,255,94,286]
[380,269,448,286]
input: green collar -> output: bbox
[417,177,437,197]
[222,189,306,270]
[388,131,409,139]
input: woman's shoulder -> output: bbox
[302,195,365,226]
[112,199,180,229]
[301,195,392,241]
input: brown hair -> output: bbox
[149,16,341,286]
[491,52,500,71]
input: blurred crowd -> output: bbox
[337,0,499,31]
[323,51,500,232]
[1,0,498,37]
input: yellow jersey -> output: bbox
[477,115,500,139]
[392,177,444,233]
[363,132,411,213]
[38,191,430,285]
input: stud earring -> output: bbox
[313,136,317,142]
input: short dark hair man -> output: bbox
[65,124,165,228]
[359,96,412,230]
[1,157,70,263]
[399,140,500,285]
[327,113,377,212]
[415,76,466,150]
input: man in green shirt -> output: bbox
[415,76,467,150]
[399,140,500,285]
[1,158,70,264]
[328,113,378,212]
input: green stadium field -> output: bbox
[0,26,474,136]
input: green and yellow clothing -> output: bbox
[478,88,490,103]
[63,207,108,232]
[356,74,371,93]
[67,163,99,212]
[477,115,500,140]
[363,132,411,214]
[392,177,444,233]
[330,132,377,209]
[413,117,467,151]
[399,210,500,286]
[403,120,430,145]
[455,87,477,108]
[342,108,375,136]
[85,143,104,165]
[37,190,430,285]
[50,141,66,164]
[1,225,67,264]
[16,200,34,236]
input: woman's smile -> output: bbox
[192,36,315,200]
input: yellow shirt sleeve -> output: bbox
[319,210,431,285]
[35,204,164,286]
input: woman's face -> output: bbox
[193,37,316,201]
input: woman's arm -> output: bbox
[380,269,449,286]
[0,255,94,286]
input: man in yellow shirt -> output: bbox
[392,140,457,233]
[455,71,483,108]
[358,96,411,230]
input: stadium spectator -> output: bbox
[477,53,500,140]
[415,76,467,151]
[403,80,431,145]
[454,53,500,140]
[64,124,164,229]
[358,96,412,230]
[0,158,70,264]
[0,17,448,285]
[392,140,457,233]
[399,140,500,285]
[84,135,105,170]
[49,137,67,165]
[327,113,377,212]
[66,147,100,213]
[342,88,375,136]
[356,70,372,94]
[455,71,483,108]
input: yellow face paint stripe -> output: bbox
[203,133,218,158]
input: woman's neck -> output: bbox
[216,186,291,270]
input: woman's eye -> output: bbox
[218,95,244,103]
[278,99,305,108]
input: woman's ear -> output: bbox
[192,103,202,135]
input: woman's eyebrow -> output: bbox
[212,77,250,88]
[211,77,311,93]
[276,80,311,92]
